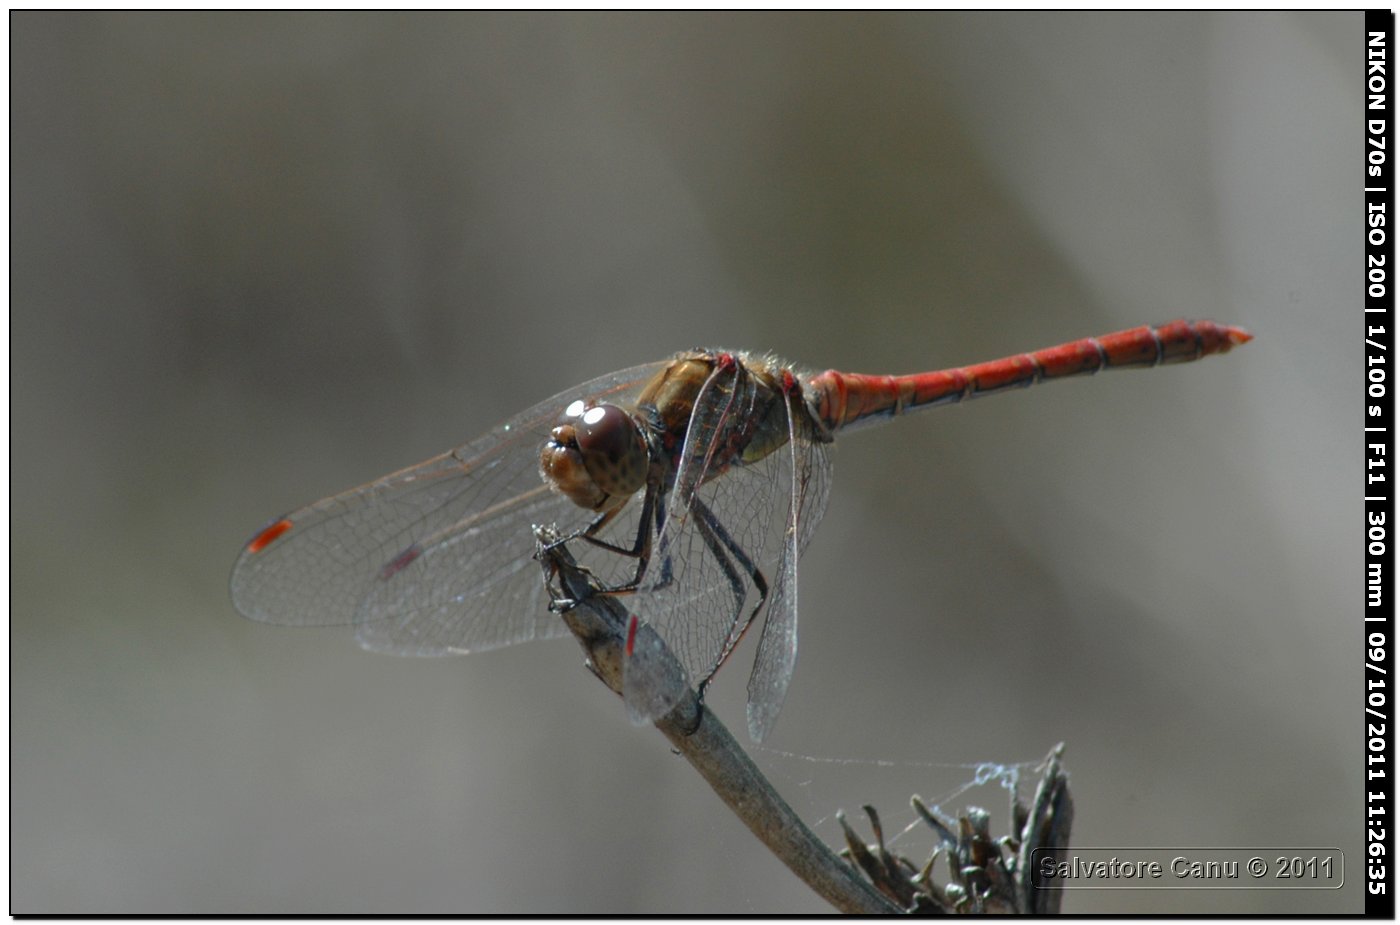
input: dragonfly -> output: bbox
[231,318,1250,742]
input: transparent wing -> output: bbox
[623,360,833,736]
[746,392,832,742]
[230,360,669,655]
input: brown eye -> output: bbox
[574,404,633,461]
[574,403,648,498]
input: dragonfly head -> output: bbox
[540,400,649,512]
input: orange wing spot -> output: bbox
[378,544,423,582]
[626,613,639,657]
[246,518,294,554]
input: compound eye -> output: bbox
[574,404,648,498]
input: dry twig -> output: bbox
[839,744,1073,914]
[535,526,1072,914]
[535,525,899,914]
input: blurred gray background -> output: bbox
[12,11,1359,913]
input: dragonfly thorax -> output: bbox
[539,399,650,512]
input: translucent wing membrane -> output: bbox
[747,389,832,742]
[230,361,668,654]
[623,358,834,739]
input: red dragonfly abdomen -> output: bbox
[807,319,1251,433]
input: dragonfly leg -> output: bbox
[689,496,770,701]
[544,500,631,553]
[553,479,662,600]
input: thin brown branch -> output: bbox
[535,526,900,914]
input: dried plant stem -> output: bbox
[536,527,899,914]
[841,744,1074,913]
